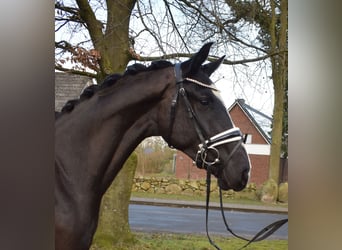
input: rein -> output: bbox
[204,167,288,250]
[170,63,288,249]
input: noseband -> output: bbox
[168,63,244,171]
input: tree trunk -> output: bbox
[269,69,285,184]
[95,0,136,80]
[268,0,288,185]
[77,0,136,80]
[91,153,138,249]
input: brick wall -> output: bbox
[175,151,270,186]
[229,105,268,144]
[248,154,270,185]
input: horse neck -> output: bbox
[55,67,175,194]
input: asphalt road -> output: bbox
[129,204,288,240]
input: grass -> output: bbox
[92,232,288,250]
[131,191,288,208]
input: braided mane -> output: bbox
[56,61,173,119]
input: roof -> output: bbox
[228,99,272,144]
[55,72,94,111]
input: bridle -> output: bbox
[168,63,288,249]
[168,63,244,167]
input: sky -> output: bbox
[209,63,274,117]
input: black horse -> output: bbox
[55,43,251,250]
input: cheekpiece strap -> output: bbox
[174,63,183,84]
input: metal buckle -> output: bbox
[194,145,220,169]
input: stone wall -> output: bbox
[132,176,260,200]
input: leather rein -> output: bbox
[168,63,288,249]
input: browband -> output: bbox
[174,63,219,91]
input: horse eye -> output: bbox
[200,99,210,105]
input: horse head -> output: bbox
[161,43,251,191]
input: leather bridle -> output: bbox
[168,63,288,249]
[168,63,245,169]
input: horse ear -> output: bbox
[181,42,214,75]
[202,56,225,76]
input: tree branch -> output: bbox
[55,40,75,54]
[55,65,97,78]
[162,0,190,53]
[137,50,286,65]
[55,16,84,24]
[55,20,69,32]
[55,2,79,15]
[178,0,267,54]
[138,53,194,61]
[136,1,166,54]
[75,0,104,47]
